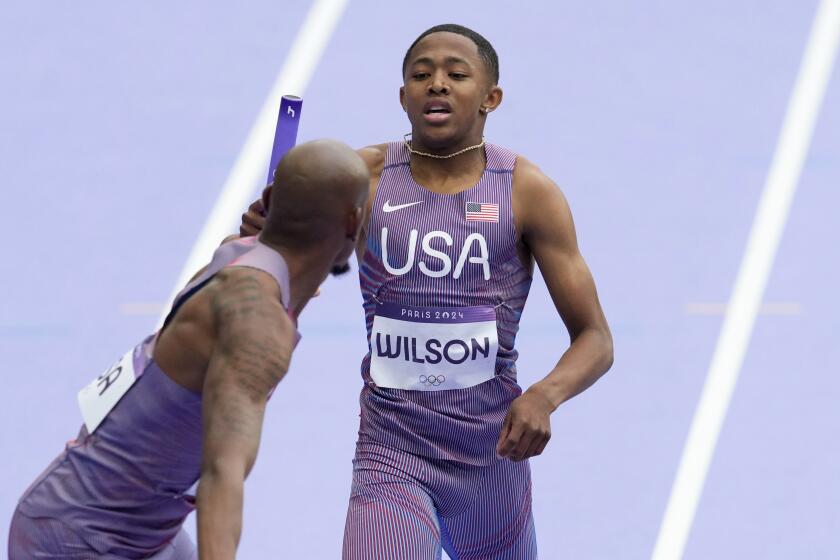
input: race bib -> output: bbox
[369,303,498,391]
[77,348,138,433]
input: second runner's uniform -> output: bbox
[344,141,538,559]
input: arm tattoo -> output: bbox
[203,271,293,440]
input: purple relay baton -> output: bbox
[266,95,303,185]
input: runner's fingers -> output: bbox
[497,419,524,457]
[240,209,265,236]
[261,185,272,212]
[495,413,514,455]
[510,430,537,461]
[524,432,549,459]
[239,222,258,237]
[532,435,550,457]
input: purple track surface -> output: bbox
[1,2,837,558]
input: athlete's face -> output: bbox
[400,32,502,150]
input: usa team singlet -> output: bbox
[344,141,538,559]
[10,237,295,560]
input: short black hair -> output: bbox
[402,24,499,85]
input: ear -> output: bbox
[481,85,503,114]
[399,86,407,112]
[346,206,363,241]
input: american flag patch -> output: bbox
[465,202,499,223]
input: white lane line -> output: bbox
[651,2,840,559]
[159,0,350,326]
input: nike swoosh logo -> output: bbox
[383,200,423,213]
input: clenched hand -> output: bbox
[496,388,554,461]
[239,186,272,237]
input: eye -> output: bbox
[450,72,468,80]
[412,72,430,80]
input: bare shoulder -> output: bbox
[356,144,388,245]
[511,155,572,239]
[357,144,388,176]
[512,155,565,200]
[209,267,295,386]
[209,267,286,329]
[154,266,289,392]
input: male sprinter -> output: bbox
[9,140,370,559]
[241,24,614,559]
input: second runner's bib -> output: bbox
[369,303,498,391]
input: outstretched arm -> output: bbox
[496,160,614,462]
[195,268,296,560]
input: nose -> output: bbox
[428,71,450,95]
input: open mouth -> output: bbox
[423,101,452,123]
[424,101,452,115]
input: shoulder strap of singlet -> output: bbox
[162,237,259,328]
[226,241,291,309]
[484,143,518,173]
[161,237,291,329]
[384,140,411,168]
[226,239,301,349]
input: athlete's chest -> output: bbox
[368,183,513,282]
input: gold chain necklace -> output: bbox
[403,133,486,159]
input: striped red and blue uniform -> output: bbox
[344,141,538,559]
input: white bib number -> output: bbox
[77,348,138,432]
[369,303,498,391]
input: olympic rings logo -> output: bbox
[419,374,446,386]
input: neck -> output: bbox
[407,137,487,191]
[408,127,485,156]
[259,237,334,316]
